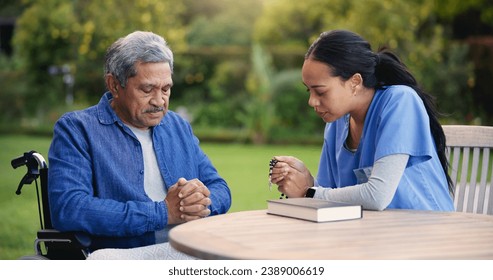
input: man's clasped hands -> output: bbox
[165,178,212,224]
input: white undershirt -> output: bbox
[128,126,170,243]
[128,126,167,201]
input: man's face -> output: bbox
[111,62,173,129]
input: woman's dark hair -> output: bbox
[306,30,453,194]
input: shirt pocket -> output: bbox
[353,166,373,184]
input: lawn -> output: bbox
[0,134,321,259]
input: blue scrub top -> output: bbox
[316,85,454,211]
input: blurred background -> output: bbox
[1,0,492,259]
[1,0,492,142]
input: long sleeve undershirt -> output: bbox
[313,153,409,211]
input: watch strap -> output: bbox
[305,187,316,198]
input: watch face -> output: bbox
[305,188,316,198]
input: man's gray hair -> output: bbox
[104,31,174,88]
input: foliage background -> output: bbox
[1,0,492,143]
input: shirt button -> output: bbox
[140,170,144,174]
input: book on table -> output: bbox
[267,197,362,222]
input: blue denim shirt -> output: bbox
[48,92,231,250]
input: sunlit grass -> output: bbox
[202,143,320,212]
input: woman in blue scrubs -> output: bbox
[270,30,454,211]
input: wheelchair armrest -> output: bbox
[37,229,91,248]
[35,229,91,260]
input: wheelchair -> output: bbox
[11,150,90,260]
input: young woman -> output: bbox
[270,30,454,211]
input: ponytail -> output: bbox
[375,48,453,194]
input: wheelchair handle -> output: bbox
[11,150,47,169]
[11,155,27,169]
[11,151,48,195]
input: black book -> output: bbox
[267,198,362,222]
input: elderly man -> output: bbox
[48,31,231,258]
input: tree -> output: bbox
[11,0,79,113]
[434,0,493,123]
[11,0,187,113]
[173,0,264,137]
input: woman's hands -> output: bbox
[270,156,314,198]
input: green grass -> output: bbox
[0,134,321,259]
[204,143,320,212]
[0,135,52,260]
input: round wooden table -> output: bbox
[169,209,493,259]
